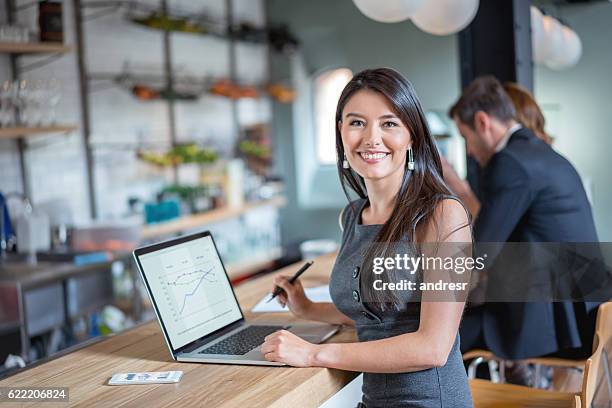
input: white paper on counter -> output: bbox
[251,285,332,313]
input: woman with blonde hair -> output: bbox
[503,82,553,145]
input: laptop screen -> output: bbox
[137,234,243,350]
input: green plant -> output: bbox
[137,143,218,167]
[238,140,271,159]
[168,143,218,164]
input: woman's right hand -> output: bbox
[271,275,313,319]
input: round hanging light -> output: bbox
[352,0,426,23]
[531,7,549,64]
[546,25,582,70]
[411,0,479,36]
[542,15,565,66]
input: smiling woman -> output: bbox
[261,68,473,408]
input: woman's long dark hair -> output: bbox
[335,67,456,310]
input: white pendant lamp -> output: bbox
[542,15,565,66]
[352,0,426,23]
[546,25,582,70]
[531,6,548,64]
[411,0,479,36]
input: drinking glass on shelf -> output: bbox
[0,79,64,127]
[0,25,28,43]
[20,26,30,43]
[28,79,46,126]
[45,78,61,125]
[0,80,15,127]
[14,79,30,126]
[13,25,28,43]
[0,25,14,43]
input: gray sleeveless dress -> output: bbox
[329,198,473,408]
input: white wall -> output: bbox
[535,2,612,240]
[0,0,269,222]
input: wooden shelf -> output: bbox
[141,196,287,239]
[0,42,72,54]
[0,125,78,140]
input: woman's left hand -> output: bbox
[260,330,319,367]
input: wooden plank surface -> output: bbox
[0,252,359,407]
[0,125,77,140]
[0,42,72,54]
[470,379,580,408]
[141,196,287,239]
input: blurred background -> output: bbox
[1,0,610,374]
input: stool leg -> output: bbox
[534,364,542,388]
[488,359,500,383]
[467,357,485,379]
[499,360,506,383]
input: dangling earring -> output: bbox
[343,153,350,169]
[407,147,415,170]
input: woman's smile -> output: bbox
[358,150,391,164]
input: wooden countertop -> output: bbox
[0,252,359,407]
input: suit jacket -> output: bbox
[473,127,599,359]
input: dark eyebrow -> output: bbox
[379,114,399,120]
[345,112,365,119]
[344,113,399,120]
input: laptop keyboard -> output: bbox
[198,325,287,356]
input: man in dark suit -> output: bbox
[444,76,599,362]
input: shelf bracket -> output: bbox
[24,132,73,150]
[82,3,122,21]
[14,0,37,11]
[18,52,66,72]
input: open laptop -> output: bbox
[133,231,340,366]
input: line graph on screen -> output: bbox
[157,246,228,324]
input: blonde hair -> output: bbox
[503,82,553,145]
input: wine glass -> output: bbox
[0,80,15,127]
[46,78,61,125]
[28,79,45,126]
[15,79,30,126]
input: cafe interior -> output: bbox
[0,0,611,406]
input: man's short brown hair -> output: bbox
[449,75,516,128]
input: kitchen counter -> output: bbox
[0,252,140,360]
[0,252,130,289]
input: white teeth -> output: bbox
[360,152,388,160]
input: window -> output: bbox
[313,68,353,165]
